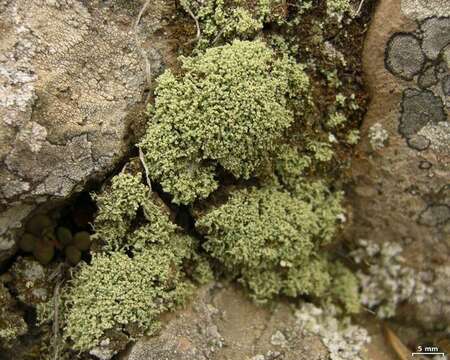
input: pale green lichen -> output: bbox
[345,129,360,145]
[306,140,335,162]
[38,172,209,353]
[327,111,347,128]
[274,144,312,188]
[91,171,188,253]
[180,0,273,48]
[140,40,310,204]
[91,173,150,251]
[196,180,358,307]
[326,0,353,20]
[329,262,361,314]
[62,248,194,352]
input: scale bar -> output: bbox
[412,353,446,356]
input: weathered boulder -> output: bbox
[0,0,177,263]
[348,0,449,331]
[121,284,369,360]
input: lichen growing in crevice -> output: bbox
[0,0,376,357]
[139,39,310,205]
[36,170,212,355]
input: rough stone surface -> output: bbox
[385,33,425,80]
[420,17,450,60]
[122,284,329,360]
[0,0,180,263]
[348,0,450,331]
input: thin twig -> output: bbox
[355,0,365,16]
[383,324,414,360]
[52,282,61,360]
[139,147,152,190]
[51,266,64,360]
[183,1,201,45]
[211,26,226,46]
[134,0,152,97]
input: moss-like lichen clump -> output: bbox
[92,173,150,251]
[140,40,309,204]
[40,172,208,353]
[180,0,269,49]
[196,181,355,304]
[63,249,193,352]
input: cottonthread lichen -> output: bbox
[140,40,309,205]
[62,249,194,352]
[196,180,358,307]
[180,0,269,48]
[326,0,352,20]
[92,173,150,251]
[39,172,209,353]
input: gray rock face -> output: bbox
[122,284,330,360]
[352,0,450,332]
[385,34,425,80]
[0,0,167,263]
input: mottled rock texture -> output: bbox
[0,0,180,263]
[122,284,329,360]
[348,0,449,331]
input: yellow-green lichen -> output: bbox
[196,181,354,305]
[46,173,208,352]
[328,262,361,314]
[62,248,194,352]
[91,173,150,251]
[140,40,310,205]
[181,0,267,49]
[326,0,352,20]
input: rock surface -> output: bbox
[348,0,450,331]
[0,0,183,263]
[121,284,331,360]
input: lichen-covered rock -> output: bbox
[123,284,331,360]
[385,33,425,80]
[401,0,450,20]
[420,17,450,60]
[195,181,359,311]
[140,39,310,205]
[295,303,370,360]
[0,0,170,264]
[351,240,433,318]
[349,0,450,331]
[399,88,446,137]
